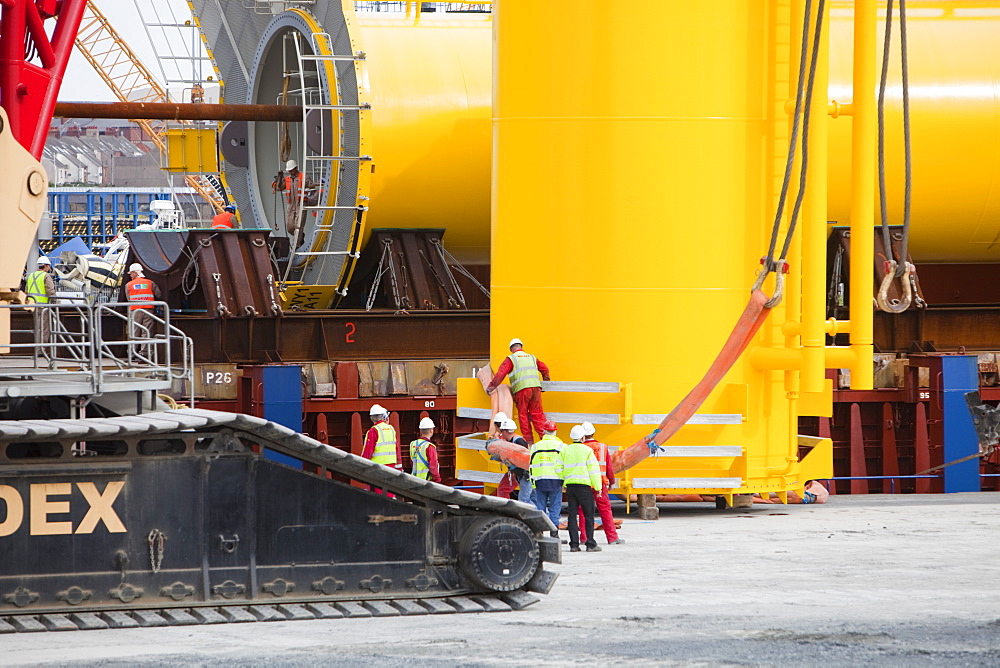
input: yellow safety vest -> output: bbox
[507,351,542,393]
[529,434,564,481]
[25,270,50,304]
[371,421,398,466]
[410,438,432,479]
[562,441,602,489]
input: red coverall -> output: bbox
[578,439,620,544]
[487,355,550,443]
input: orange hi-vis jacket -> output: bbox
[211,212,235,229]
[284,171,304,202]
[584,438,611,487]
[126,277,156,311]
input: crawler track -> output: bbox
[0,409,559,632]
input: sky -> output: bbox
[59,0,211,103]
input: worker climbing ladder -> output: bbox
[279,25,371,299]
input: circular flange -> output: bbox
[458,517,539,592]
[245,8,365,293]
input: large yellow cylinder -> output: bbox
[227,1,998,278]
[492,2,798,493]
[355,13,491,264]
[357,3,1000,266]
[827,1,1000,262]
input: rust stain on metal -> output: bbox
[368,514,418,524]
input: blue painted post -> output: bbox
[57,192,66,240]
[941,355,980,493]
[262,365,303,432]
[98,191,107,245]
[86,192,95,246]
[261,365,304,468]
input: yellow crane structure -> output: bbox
[71,0,225,213]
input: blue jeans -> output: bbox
[533,484,562,530]
[517,472,535,506]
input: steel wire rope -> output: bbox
[779,0,826,263]
[875,0,915,311]
[878,0,913,273]
[755,0,826,307]
[181,234,219,296]
[432,238,490,300]
[763,0,814,273]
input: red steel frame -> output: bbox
[0,0,88,158]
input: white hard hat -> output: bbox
[37,256,51,266]
[569,425,586,441]
[369,403,386,416]
[285,159,297,171]
[128,263,143,274]
[493,411,508,424]
[419,417,435,429]
[500,419,517,431]
[508,338,523,348]
[582,421,596,436]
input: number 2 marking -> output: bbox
[345,322,356,344]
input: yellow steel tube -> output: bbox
[848,0,876,390]
[781,318,851,337]
[749,345,857,371]
[800,0,830,394]
[784,0,804,399]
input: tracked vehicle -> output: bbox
[0,408,558,632]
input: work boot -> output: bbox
[610,539,625,545]
[586,545,602,552]
[569,546,581,552]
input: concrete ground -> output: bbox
[3,493,999,667]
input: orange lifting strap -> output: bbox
[610,289,772,473]
[483,290,772,476]
[486,438,529,471]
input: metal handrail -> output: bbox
[0,301,192,402]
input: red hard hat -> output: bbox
[541,419,558,432]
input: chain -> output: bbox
[148,529,165,573]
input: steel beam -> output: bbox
[172,311,489,364]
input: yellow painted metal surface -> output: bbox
[351,11,492,264]
[339,2,999,270]
[475,1,826,497]
[0,107,47,291]
[163,128,219,173]
[279,283,343,311]
[827,1,1000,262]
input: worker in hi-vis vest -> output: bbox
[409,416,441,483]
[24,256,56,358]
[211,204,237,229]
[529,419,564,538]
[563,425,603,553]
[271,159,317,240]
[125,262,162,360]
[363,404,400,496]
[576,421,624,546]
[486,338,551,444]
[494,418,533,506]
